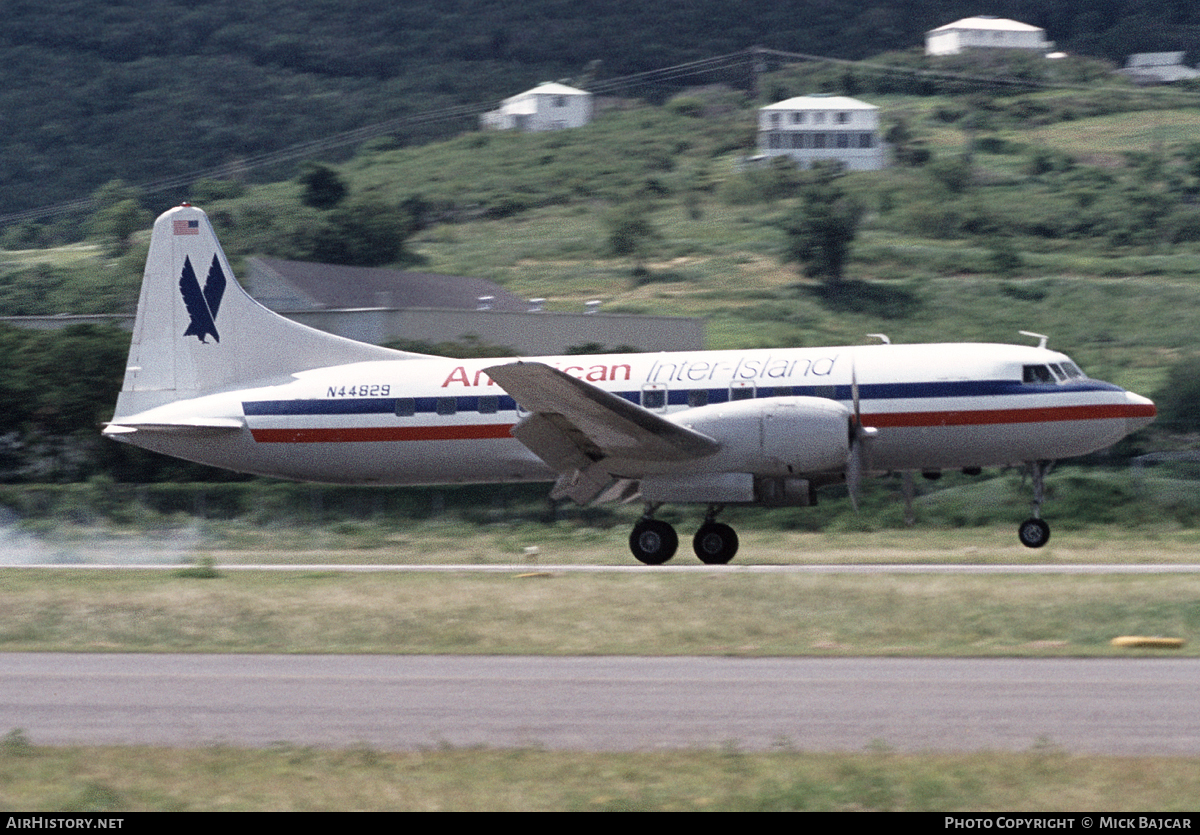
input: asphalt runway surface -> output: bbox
[3,654,1198,755]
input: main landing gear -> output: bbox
[629,509,677,565]
[629,505,739,565]
[1017,460,1052,549]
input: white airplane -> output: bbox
[105,205,1158,564]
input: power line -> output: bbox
[0,102,491,226]
[1,52,760,227]
[754,46,1200,100]
[3,45,1195,227]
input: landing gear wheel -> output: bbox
[1018,518,1051,549]
[629,519,678,565]
[693,522,739,564]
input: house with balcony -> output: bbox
[757,95,885,171]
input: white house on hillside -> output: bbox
[1120,53,1200,84]
[757,95,885,171]
[926,16,1052,56]
[480,82,593,132]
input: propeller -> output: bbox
[846,356,878,511]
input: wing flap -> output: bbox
[550,462,617,504]
[512,412,599,473]
[483,362,719,475]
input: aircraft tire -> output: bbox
[629,520,678,565]
[1018,518,1051,549]
[693,522,739,564]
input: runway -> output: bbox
[2,654,1197,755]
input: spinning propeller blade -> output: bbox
[846,356,877,511]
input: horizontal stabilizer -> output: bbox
[102,417,244,436]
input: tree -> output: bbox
[91,179,140,210]
[927,154,973,195]
[298,163,348,210]
[291,196,411,266]
[782,165,863,285]
[191,178,245,203]
[885,117,930,167]
[1,222,49,250]
[1153,355,1200,433]
[0,323,131,481]
[85,180,150,257]
[87,199,151,257]
[604,202,660,276]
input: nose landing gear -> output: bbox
[1017,460,1052,548]
[1018,517,1051,548]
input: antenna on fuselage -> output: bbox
[866,333,890,345]
[1019,331,1049,350]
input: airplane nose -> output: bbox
[1124,391,1157,433]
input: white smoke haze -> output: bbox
[0,512,204,566]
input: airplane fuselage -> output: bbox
[116,342,1154,487]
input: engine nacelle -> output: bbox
[668,396,851,476]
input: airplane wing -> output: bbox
[483,362,719,502]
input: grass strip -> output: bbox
[2,734,1198,811]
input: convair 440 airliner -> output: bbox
[104,205,1157,564]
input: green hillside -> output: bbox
[4,1,1200,218]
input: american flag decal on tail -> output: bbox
[173,219,199,235]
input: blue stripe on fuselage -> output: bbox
[242,379,1124,417]
[243,396,520,415]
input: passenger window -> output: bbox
[394,398,415,417]
[641,386,667,411]
[730,382,755,401]
[436,397,457,416]
[478,395,498,415]
[687,389,708,408]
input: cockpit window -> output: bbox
[1023,365,1055,384]
[1023,362,1087,384]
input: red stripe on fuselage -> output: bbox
[250,424,516,443]
[864,403,1155,428]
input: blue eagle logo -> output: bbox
[179,254,227,343]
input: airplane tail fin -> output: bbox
[113,204,409,420]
